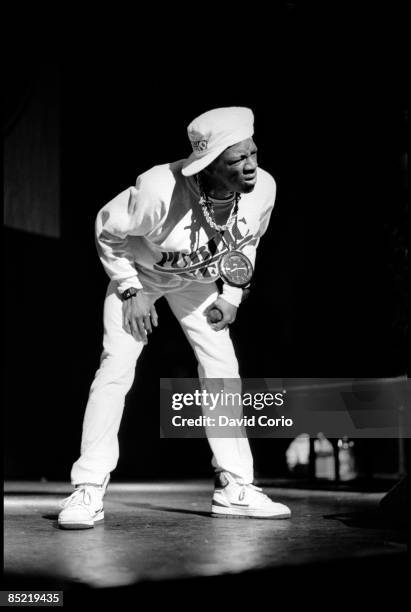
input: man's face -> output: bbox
[204,138,258,194]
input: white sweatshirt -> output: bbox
[95,160,276,307]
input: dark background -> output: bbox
[4,6,408,481]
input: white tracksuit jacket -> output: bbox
[95,160,276,306]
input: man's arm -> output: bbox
[95,176,165,342]
[95,179,163,293]
[210,179,276,330]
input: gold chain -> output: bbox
[196,175,241,232]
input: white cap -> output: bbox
[181,107,254,177]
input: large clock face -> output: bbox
[219,251,253,287]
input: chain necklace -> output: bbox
[194,174,254,288]
[196,175,241,233]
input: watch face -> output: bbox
[219,251,253,287]
[123,288,137,299]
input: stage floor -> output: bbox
[3,480,407,600]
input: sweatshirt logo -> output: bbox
[153,227,256,282]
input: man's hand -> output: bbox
[122,290,158,344]
[203,297,237,331]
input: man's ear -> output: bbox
[203,157,219,178]
[201,166,213,179]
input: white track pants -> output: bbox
[70,280,253,485]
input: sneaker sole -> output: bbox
[58,511,104,530]
[211,505,291,519]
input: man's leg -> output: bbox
[165,282,254,484]
[70,280,160,486]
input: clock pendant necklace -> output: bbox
[196,175,254,288]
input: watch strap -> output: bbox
[121,287,139,300]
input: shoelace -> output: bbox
[60,487,94,509]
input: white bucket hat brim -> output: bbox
[181,144,230,177]
[181,107,254,177]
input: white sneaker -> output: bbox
[58,475,109,530]
[211,472,291,519]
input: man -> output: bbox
[58,107,291,528]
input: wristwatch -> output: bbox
[121,287,139,301]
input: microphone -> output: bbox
[207,307,223,323]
